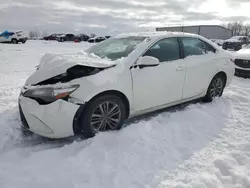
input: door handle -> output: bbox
[176,66,185,71]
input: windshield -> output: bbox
[86,36,147,61]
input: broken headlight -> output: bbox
[23,84,79,104]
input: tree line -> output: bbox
[222,21,250,36]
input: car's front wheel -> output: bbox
[202,74,226,102]
[80,95,126,138]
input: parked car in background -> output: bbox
[223,36,249,51]
[233,44,250,78]
[210,39,224,46]
[43,33,62,41]
[88,37,96,43]
[88,36,106,43]
[57,34,75,42]
[0,30,27,44]
[74,34,90,43]
[19,32,234,139]
[76,34,90,42]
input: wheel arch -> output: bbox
[202,71,228,103]
[214,71,227,86]
[11,38,18,43]
[73,90,130,135]
[88,90,130,119]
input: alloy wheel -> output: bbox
[90,101,121,131]
[210,77,224,98]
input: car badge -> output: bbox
[243,60,249,64]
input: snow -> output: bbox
[235,48,250,60]
[0,40,250,188]
[39,52,116,70]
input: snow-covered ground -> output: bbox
[0,40,250,188]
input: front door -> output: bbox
[130,37,186,112]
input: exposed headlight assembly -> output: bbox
[23,84,79,104]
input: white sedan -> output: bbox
[0,30,27,44]
[19,32,235,139]
[234,44,250,78]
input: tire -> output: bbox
[12,39,18,44]
[79,95,126,138]
[21,40,26,44]
[202,74,226,102]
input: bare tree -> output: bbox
[41,30,48,37]
[222,21,250,36]
[28,29,41,39]
[242,24,250,36]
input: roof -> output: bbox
[116,31,199,38]
[156,25,232,32]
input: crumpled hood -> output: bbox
[235,48,250,60]
[25,52,116,85]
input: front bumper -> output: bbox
[235,68,250,78]
[18,96,80,138]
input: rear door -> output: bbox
[179,37,217,99]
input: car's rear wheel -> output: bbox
[12,39,18,44]
[202,74,226,102]
[80,95,126,138]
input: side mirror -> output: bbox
[136,56,160,68]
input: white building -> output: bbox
[156,25,232,40]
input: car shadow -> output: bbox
[123,99,201,127]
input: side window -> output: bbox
[181,37,215,57]
[143,38,180,62]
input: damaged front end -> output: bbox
[21,52,116,107]
[35,65,106,85]
[22,64,113,105]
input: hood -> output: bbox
[235,48,250,60]
[25,52,116,85]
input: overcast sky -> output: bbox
[0,0,250,35]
